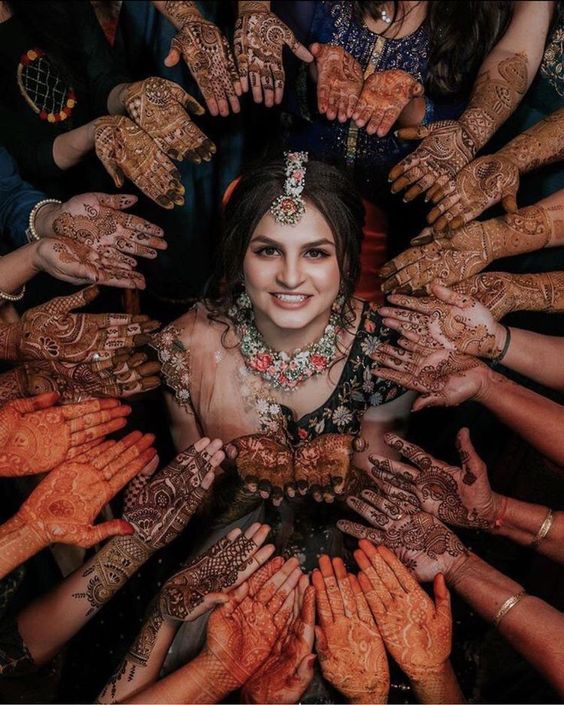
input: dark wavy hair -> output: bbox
[205,156,365,332]
[353,1,513,96]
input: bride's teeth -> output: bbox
[276,294,306,302]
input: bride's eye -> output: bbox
[305,248,329,259]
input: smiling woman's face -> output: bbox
[242,202,341,347]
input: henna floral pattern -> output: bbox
[94,116,185,209]
[124,77,215,163]
[310,43,363,122]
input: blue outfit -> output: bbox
[0,146,43,249]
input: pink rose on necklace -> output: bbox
[252,353,273,372]
[311,353,328,371]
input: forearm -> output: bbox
[0,242,40,294]
[476,370,564,466]
[151,1,201,28]
[107,83,129,115]
[125,649,237,704]
[238,1,270,11]
[502,327,564,391]
[0,515,45,579]
[18,534,153,666]
[497,107,564,173]
[493,496,564,564]
[52,120,97,170]
[410,660,465,704]
[98,602,178,703]
[449,553,564,697]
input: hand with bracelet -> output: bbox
[354,542,464,704]
[153,1,241,117]
[352,69,424,137]
[235,1,313,108]
[123,77,216,163]
[94,115,185,209]
[0,391,130,477]
[313,554,389,704]
[378,283,510,359]
[380,199,562,294]
[0,431,156,579]
[0,286,159,364]
[427,107,564,231]
[388,52,528,201]
[310,43,363,123]
[6,351,161,403]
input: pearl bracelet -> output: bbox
[0,284,25,302]
[26,198,62,242]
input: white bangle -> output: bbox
[26,198,62,242]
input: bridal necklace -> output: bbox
[230,291,342,392]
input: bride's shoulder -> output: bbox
[166,301,235,350]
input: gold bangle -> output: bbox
[26,198,62,242]
[493,590,527,628]
[530,508,554,550]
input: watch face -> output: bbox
[17,47,77,123]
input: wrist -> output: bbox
[0,513,47,576]
[444,551,480,590]
[472,364,500,404]
[238,1,270,14]
[33,202,61,239]
[490,323,511,360]
[397,95,425,128]
[193,648,240,700]
[408,658,450,686]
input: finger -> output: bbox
[377,545,421,594]
[74,519,134,548]
[247,555,285,597]
[110,209,164,237]
[70,416,128,445]
[268,566,302,614]
[456,426,486,477]
[336,519,384,546]
[501,189,518,213]
[357,570,386,614]
[318,554,344,618]
[97,432,155,478]
[311,568,333,626]
[60,397,121,420]
[377,107,400,138]
[289,35,313,63]
[109,447,158,494]
[353,549,395,606]
[90,430,143,472]
[372,366,416,390]
[164,45,181,68]
[257,556,300,604]
[395,124,430,141]
[383,433,432,470]
[349,574,374,624]
[13,391,60,413]
[95,193,137,210]
[433,572,452,627]
[368,453,419,485]
[332,558,356,618]
[67,404,131,433]
[347,495,395,526]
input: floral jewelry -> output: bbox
[18,48,77,123]
[230,291,343,391]
[270,151,308,226]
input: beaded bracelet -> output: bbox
[0,284,25,302]
[530,508,554,550]
[26,198,62,242]
[493,590,528,628]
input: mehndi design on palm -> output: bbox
[310,43,363,122]
[353,69,423,137]
[235,7,313,107]
[0,286,159,364]
[124,77,215,163]
[94,115,185,209]
[230,431,357,504]
[0,392,130,477]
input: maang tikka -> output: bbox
[270,151,309,226]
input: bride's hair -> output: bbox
[205,156,365,331]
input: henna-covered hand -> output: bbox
[389,53,528,202]
[355,543,452,683]
[124,77,215,163]
[0,286,159,364]
[16,430,156,547]
[235,6,313,107]
[203,556,303,689]
[371,340,489,411]
[353,69,423,137]
[94,116,185,209]
[20,352,161,402]
[160,522,275,622]
[34,237,146,290]
[123,437,224,550]
[50,192,166,261]
[340,496,469,582]
[0,392,130,477]
[368,430,497,530]
[379,283,506,358]
[426,154,520,232]
[242,573,316,704]
[162,1,241,117]
[310,43,363,122]
[313,555,389,704]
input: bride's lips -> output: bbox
[270,292,312,309]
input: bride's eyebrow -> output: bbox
[250,235,335,248]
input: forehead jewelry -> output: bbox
[270,151,309,226]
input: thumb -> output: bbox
[410,226,435,246]
[44,286,99,315]
[433,573,452,623]
[96,193,137,210]
[295,653,316,681]
[309,42,322,58]
[74,519,134,548]
[411,393,441,412]
[395,124,430,141]
[430,283,472,309]
[456,427,485,476]
[12,391,60,414]
[501,183,519,214]
[164,43,181,68]
[205,592,230,609]
[314,625,328,653]
[290,35,314,63]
